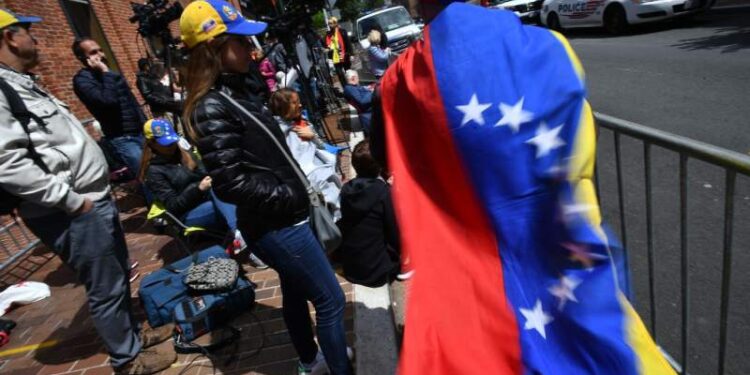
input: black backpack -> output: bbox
[0,77,50,216]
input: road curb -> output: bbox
[709,4,750,12]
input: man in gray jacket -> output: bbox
[0,9,174,374]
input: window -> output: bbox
[59,0,121,72]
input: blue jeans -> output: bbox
[109,135,144,176]
[23,198,141,367]
[183,191,238,231]
[250,223,352,375]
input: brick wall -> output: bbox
[0,0,156,120]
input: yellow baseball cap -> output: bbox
[180,0,267,49]
[0,8,41,29]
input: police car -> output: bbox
[490,0,544,24]
[540,0,714,34]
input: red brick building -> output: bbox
[0,0,195,121]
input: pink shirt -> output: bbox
[259,58,277,92]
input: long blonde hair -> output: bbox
[182,35,230,142]
[368,29,381,45]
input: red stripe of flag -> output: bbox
[381,29,522,375]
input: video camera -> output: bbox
[129,0,183,38]
[262,0,327,36]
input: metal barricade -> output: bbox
[0,216,41,273]
[594,113,750,375]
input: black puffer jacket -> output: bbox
[136,72,183,115]
[190,73,308,240]
[144,153,208,218]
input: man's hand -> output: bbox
[87,55,109,73]
[198,176,212,192]
[293,126,316,141]
[73,198,94,216]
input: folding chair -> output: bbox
[146,201,229,256]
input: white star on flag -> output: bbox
[548,275,581,310]
[455,93,491,127]
[526,123,566,158]
[520,299,554,339]
[495,97,534,133]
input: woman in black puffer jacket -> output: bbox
[179,2,351,374]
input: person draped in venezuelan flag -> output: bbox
[370,3,677,374]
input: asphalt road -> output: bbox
[351,6,748,373]
[568,5,750,153]
[563,6,750,375]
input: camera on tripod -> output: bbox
[129,0,183,38]
[262,0,331,36]
[130,0,185,102]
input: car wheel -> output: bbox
[604,4,628,34]
[547,12,562,32]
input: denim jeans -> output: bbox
[109,135,144,176]
[182,191,237,232]
[22,198,141,367]
[250,223,352,375]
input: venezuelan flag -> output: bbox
[378,3,676,374]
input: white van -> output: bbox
[540,0,714,34]
[355,6,422,54]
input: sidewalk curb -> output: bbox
[353,284,399,374]
[710,4,750,12]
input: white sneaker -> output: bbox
[298,347,354,375]
[248,252,269,270]
[233,230,269,269]
[297,351,328,375]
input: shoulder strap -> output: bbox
[217,92,312,194]
[173,324,240,354]
[0,77,50,174]
[0,77,46,132]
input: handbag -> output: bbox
[184,257,239,291]
[218,92,342,253]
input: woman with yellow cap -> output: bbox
[179,2,352,374]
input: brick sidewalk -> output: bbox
[0,194,354,375]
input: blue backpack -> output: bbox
[138,246,255,328]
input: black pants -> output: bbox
[334,62,347,87]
